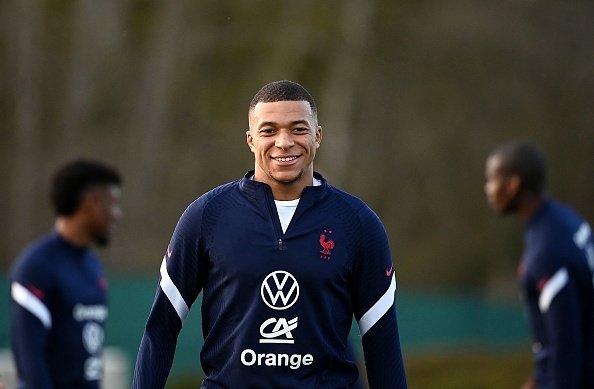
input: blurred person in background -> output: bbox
[132,80,407,388]
[9,159,123,389]
[485,141,594,389]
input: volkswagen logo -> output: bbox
[261,270,299,310]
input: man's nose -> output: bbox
[275,130,294,149]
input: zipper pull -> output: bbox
[278,238,284,251]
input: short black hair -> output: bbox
[490,141,547,196]
[249,80,317,119]
[50,158,122,216]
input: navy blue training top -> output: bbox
[520,200,594,388]
[9,232,108,389]
[132,171,408,388]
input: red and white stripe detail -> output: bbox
[11,281,52,329]
[160,256,189,323]
[358,274,396,336]
[538,267,568,313]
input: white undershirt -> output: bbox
[274,178,322,233]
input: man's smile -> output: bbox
[272,156,300,163]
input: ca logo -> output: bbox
[260,317,298,344]
[261,271,299,310]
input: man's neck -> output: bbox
[517,195,545,222]
[252,171,314,201]
[269,181,310,201]
[55,218,91,247]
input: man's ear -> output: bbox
[73,192,95,220]
[246,130,254,152]
[507,174,521,197]
[79,189,103,216]
[315,126,322,148]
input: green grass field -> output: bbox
[403,349,533,389]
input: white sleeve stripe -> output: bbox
[538,267,568,313]
[358,274,396,337]
[159,256,189,323]
[11,282,52,329]
[573,222,591,248]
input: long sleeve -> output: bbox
[10,281,54,389]
[362,301,407,388]
[131,290,185,388]
[132,199,205,388]
[537,268,582,388]
[353,207,408,389]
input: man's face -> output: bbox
[484,155,519,215]
[247,100,322,189]
[87,185,122,246]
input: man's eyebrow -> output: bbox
[258,120,310,128]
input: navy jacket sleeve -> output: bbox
[527,240,587,388]
[352,206,408,389]
[542,275,582,388]
[10,255,55,388]
[132,200,205,388]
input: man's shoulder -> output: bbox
[325,184,363,204]
[325,184,375,215]
[17,234,58,259]
[176,179,243,226]
[533,201,587,244]
[189,179,242,209]
[543,200,585,226]
[10,234,59,278]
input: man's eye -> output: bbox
[260,128,275,134]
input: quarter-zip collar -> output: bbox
[239,170,328,205]
[239,171,329,251]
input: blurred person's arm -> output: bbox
[540,270,582,388]
[10,281,55,388]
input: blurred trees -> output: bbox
[1,0,592,294]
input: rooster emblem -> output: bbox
[319,233,335,255]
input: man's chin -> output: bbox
[497,205,517,217]
[271,170,304,185]
[94,235,110,247]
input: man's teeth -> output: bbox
[276,157,297,162]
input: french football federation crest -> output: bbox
[319,230,334,260]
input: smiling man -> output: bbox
[132,80,408,389]
[247,98,321,199]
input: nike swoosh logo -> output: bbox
[167,245,173,258]
[386,264,394,277]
